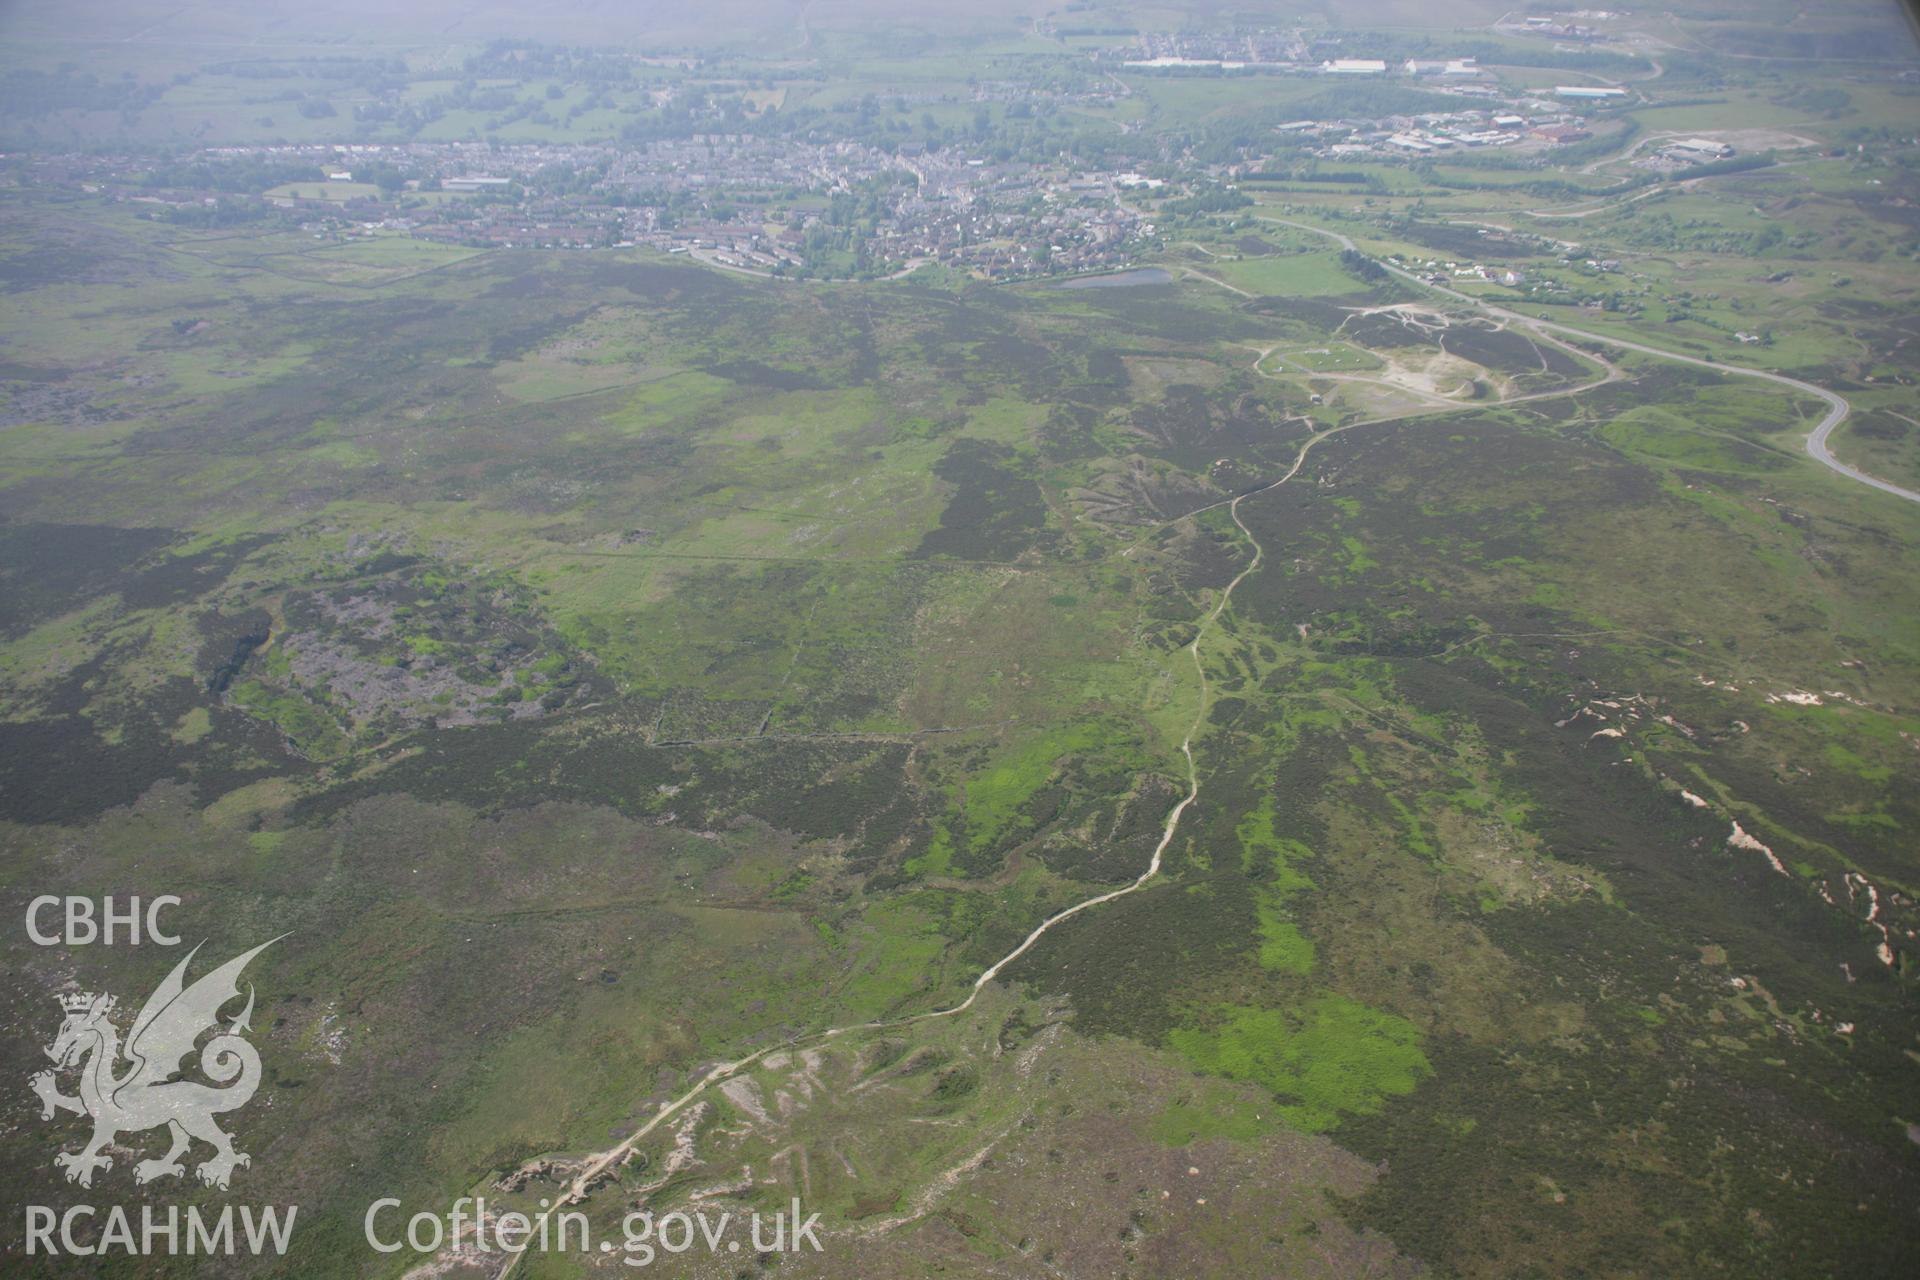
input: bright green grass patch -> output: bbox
[303,440,381,468]
[227,678,350,761]
[1823,742,1893,785]
[912,721,1132,877]
[1238,795,1318,972]
[834,895,954,1018]
[1237,795,1316,893]
[1255,907,1314,974]
[1598,416,1783,474]
[958,394,1046,447]
[720,386,886,458]
[1209,251,1363,298]
[1169,996,1431,1132]
[170,706,213,744]
[603,370,735,432]
[1266,343,1384,374]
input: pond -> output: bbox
[1054,267,1174,289]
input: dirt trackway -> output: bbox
[467,221,1911,1278]
[468,363,1314,1280]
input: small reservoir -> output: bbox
[1054,267,1174,289]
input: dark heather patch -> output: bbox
[0,524,269,637]
[700,360,828,391]
[0,523,177,635]
[909,439,1052,562]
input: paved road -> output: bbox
[1262,217,1920,506]
[1554,324,1918,504]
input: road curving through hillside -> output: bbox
[1259,216,1920,506]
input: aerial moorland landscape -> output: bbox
[0,1,1917,1276]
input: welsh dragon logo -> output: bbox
[31,939,280,1190]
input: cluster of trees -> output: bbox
[134,155,424,197]
[0,67,165,121]
[211,55,406,94]
[461,40,649,87]
[355,76,626,138]
[140,157,324,192]
[155,198,285,228]
[1340,248,1388,283]
[1160,185,1253,215]
[351,162,413,193]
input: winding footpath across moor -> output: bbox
[479,348,1324,1280]
[475,218,1918,1278]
